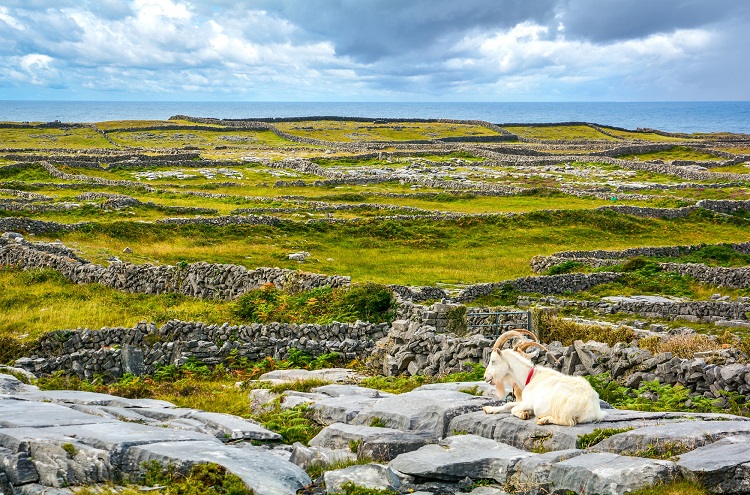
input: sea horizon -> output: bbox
[1,100,749,134]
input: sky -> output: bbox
[0,0,748,102]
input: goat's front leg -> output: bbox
[483,401,516,414]
[510,402,533,420]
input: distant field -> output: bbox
[274,120,502,142]
[502,125,618,141]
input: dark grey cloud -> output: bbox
[557,0,750,42]
[251,0,558,62]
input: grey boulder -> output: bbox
[677,435,750,494]
[549,452,678,495]
[389,434,532,483]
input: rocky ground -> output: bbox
[2,367,749,495]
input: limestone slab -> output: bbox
[323,464,403,494]
[413,381,497,397]
[311,384,387,398]
[184,411,282,441]
[352,390,488,437]
[548,452,678,495]
[592,420,750,456]
[677,435,750,494]
[288,443,356,470]
[123,440,310,495]
[389,434,532,483]
[310,395,380,424]
[512,449,584,495]
[0,399,116,428]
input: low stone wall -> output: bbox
[659,263,750,290]
[0,234,350,299]
[531,241,750,271]
[527,295,750,323]
[16,319,388,381]
[0,217,84,234]
[156,214,281,227]
[697,199,750,215]
[596,205,698,219]
[530,241,750,289]
[454,272,623,302]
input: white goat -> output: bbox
[483,330,605,426]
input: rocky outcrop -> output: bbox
[0,374,308,495]
[255,373,750,495]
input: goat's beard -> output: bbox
[493,376,510,398]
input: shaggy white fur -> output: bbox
[483,346,605,426]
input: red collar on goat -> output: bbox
[525,367,535,386]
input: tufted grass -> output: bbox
[502,125,617,141]
[0,267,234,343]
[628,480,710,495]
[0,127,115,149]
[617,146,726,162]
[106,129,301,149]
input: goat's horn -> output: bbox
[492,329,538,351]
[514,341,560,364]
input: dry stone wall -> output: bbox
[530,241,750,289]
[16,319,387,381]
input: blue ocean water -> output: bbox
[0,101,748,134]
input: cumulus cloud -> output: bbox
[0,0,747,100]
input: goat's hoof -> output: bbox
[519,411,530,420]
[537,417,552,425]
[482,406,493,414]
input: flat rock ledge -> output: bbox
[0,374,308,495]
[3,371,750,495]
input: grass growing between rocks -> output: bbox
[579,259,750,300]
[628,480,710,495]
[74,462,253,495]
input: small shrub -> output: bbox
[61,443,79,457]
[546,260,583,275]
[470,283,519,307]
[349,439,361,453]
[445,306,467,334]
[139,461,252,495]
[252,401,321,445]
[621,257,653,272]
[0,335,30,365]
[334,482,398,495]
[230,283,395,324]
[369,417,386,427]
